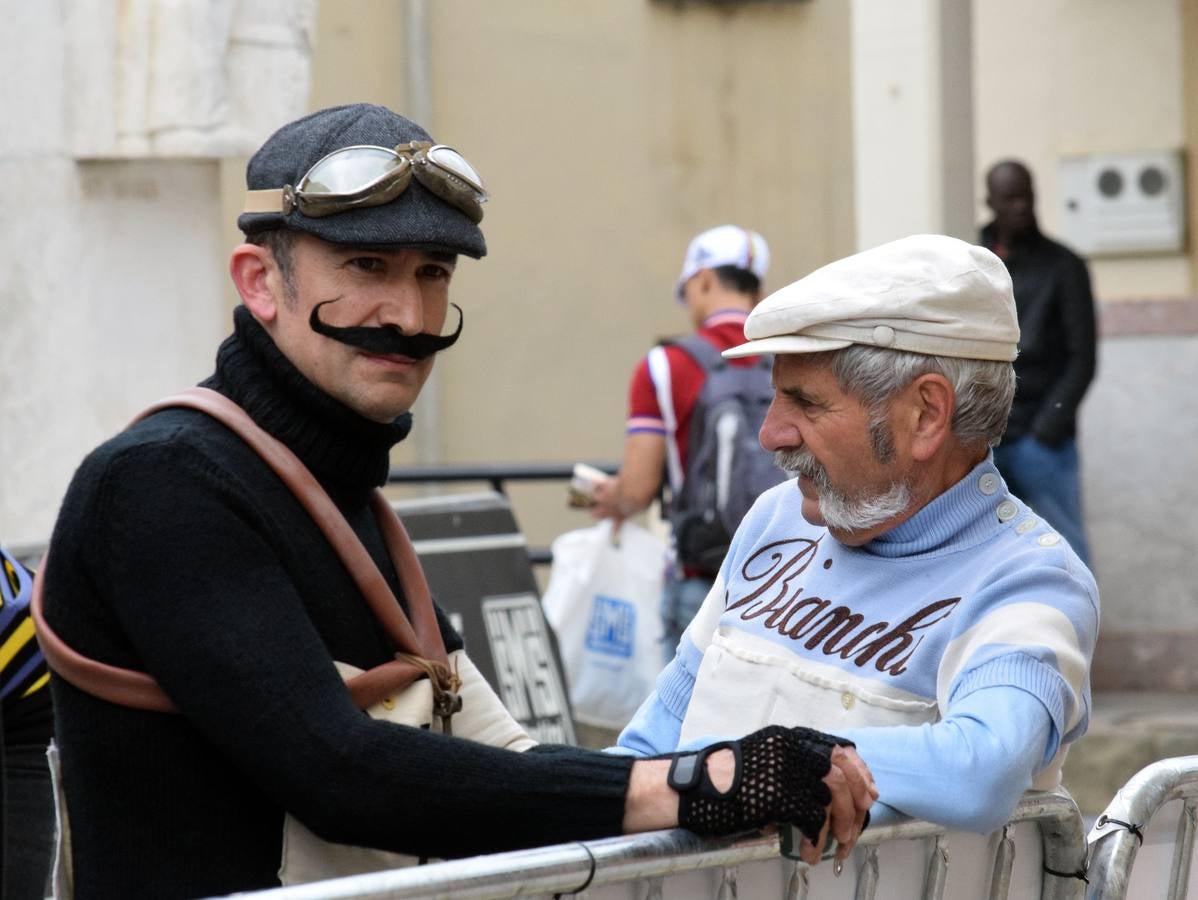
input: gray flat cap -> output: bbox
[238,103,486,258]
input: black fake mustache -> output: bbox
[308,299,463,359]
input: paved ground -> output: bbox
[1062,690,1198,816]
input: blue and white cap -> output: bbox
[676,225,770,299]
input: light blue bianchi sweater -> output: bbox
[614,456,1098,833]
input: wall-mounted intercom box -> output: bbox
[1058,150,1186,255]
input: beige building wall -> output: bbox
[971,0,1198,690]
[12,0,1194,644]
[852,0,976,246]
[296,0,1196,612]
[973,0,1191,299]
[1185,0,1198,290]
[0,1,313,547]
[303,1,856,551]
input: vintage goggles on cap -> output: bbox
[243,140,488,224]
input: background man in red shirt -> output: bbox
[592,225,782,657]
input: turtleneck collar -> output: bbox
[201,306,412,488]
[980,219,1044,259]
[862,454,1008,559]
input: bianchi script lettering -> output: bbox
[725,537,959,676]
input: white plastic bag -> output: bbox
[541,519,667,729]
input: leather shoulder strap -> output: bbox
[135,388,442,661]
[34,387,447,712]
[32,559,177,712]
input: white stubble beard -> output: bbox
[774,448,912,533]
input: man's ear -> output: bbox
[229,243,280,323]
[694,268,718,296]
[906,373,956,461]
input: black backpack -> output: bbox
[657,335,786,576]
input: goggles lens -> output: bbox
[243,142,487,223]
[424,146,483,193]
[301,146,403,195]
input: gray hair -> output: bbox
[246,228,298,301]
[822,344,1015,448]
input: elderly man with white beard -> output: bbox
[613,234,1099,835]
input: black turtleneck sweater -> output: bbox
[43,307,634,899]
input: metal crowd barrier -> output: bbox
[387,462,618,566]
[1086,754,1198,900]
[9,463,617,571]
[231,788,1087,899]
[388,462,618,495]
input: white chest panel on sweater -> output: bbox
[679,628,938,745]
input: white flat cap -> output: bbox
[724,234,1019,362]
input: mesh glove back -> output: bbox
[671,725,843,843]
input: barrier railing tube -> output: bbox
[1169,799,1197,900]
[1086,755,1198,900]
[232,789,1085,900]
[1036,789,1089,900]
[854,845,879,900]
[924,834,949,898]
[988,825,1017,900]
[785,860,810,899]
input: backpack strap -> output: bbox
[646,345,685,496]
[650,335,742,508]
[32,387,454,714]
[672,333,727,374]
[673,336,738,515]
[676,333,771,374]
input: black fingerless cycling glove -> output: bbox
[668,724,850,843]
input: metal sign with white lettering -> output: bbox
[481,594,573,743]
[393,492,576,744]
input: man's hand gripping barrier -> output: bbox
[668,724,850,844]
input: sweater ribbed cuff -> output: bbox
[951,653,1070,737]
[524,745,636,839]
[657,639,702,721]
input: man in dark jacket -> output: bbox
[981,160,1097,562]
[38,104,873,898]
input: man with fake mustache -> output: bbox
[615,235,1099,840]
[35,104,874,897]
